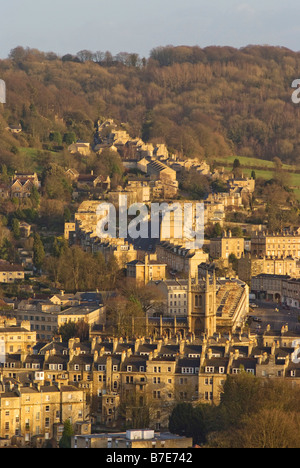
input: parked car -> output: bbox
[252,317,262,323]
[250,303,258,308]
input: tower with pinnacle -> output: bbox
[187,268,217,337]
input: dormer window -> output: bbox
[205,366,214,373]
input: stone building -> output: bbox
[282,278,300,309]
[0,379,87,444]
[209,230,245,261]
[0,319,36,356]
[156,241,209,277]
[2,321,300,443]
[153,271,249,336]
[238,253,300,283]
[251,230,300,259]
[126,256,167,285]
[251,274,288,302]
[0,261,24,283]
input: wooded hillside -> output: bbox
[1,44,300,170]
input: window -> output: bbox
[205,366,214,373]
[205,377,213,385]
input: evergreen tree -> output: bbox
[12,218,20,239]
[33,233,45,270]
[59,419,74,448]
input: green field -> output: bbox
[211,155,300,200]
[19,147,59,174]
[211,155,297,172]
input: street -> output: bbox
[248,300,300,334]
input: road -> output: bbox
[248,300,300,334]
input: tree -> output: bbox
[213,223,222,238]
[63,132,76,145]
[30,185,40,208]
[57,320,89,342]
[233,158,240,169]
[33,233,45,270]
[236,409,300,448]
[49,131,63,145]
[169,403,217,445]
[59,419,74,448]
[11,218,20,239]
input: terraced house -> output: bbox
[1,322,300,445]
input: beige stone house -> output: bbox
[251,230,300,259]
[238,254,300,283]
[57,305,106,331]
[126,257,167,285]
[0,261,24,283]
[156,241,209,277]
[68,141,91,156]
[209,231,245,261]
[0,319,36,355]
[0,380,87,444]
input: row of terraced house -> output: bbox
[1,320,300,445]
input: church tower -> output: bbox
[187,268,217,337]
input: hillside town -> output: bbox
[0,116,300,449]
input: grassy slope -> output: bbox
[211,155,300,199]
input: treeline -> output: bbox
[1,44,300,167]
[43,242,120,292]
